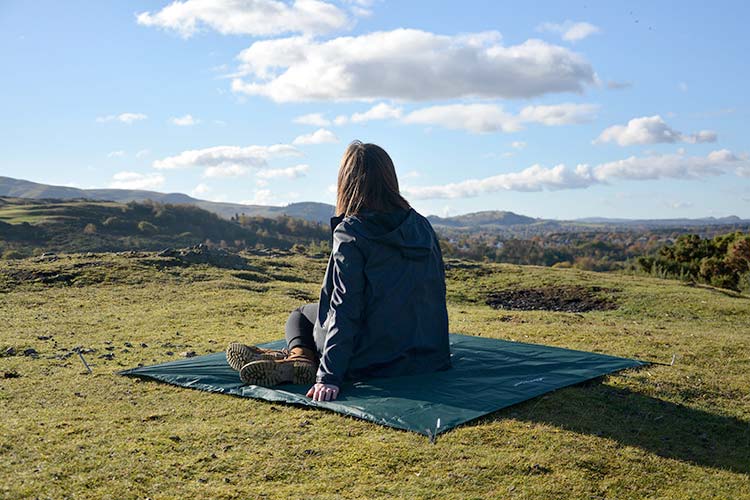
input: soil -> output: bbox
[486,285,619,312]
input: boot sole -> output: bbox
[239,360,316,386]
[226,343,285,371]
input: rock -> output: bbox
[140,343,148,348]
[22,348,38,358]
[124,342,133,348]
[157,248,176,257]
[3,371,20,379]
[180,351,196,358]
[37,335,53,341]
[3,347,16,357]
[98,353,115,360]
[168,435,181,442]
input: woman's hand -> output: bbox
[306,383,340,401]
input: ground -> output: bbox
[0,251,748,499]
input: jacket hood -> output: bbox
[332,207,434,260]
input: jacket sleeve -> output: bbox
[316,226,366,386]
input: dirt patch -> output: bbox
[486,285,619,312]
[3,268,79,286]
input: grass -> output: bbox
[0,252,748,499]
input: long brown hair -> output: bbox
[335,140,411,217]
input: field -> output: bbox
[1,251,748,499]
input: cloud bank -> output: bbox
[403,150,749,199]
[595,115,717,146]
[137,0,349,38]
[231,29,596,102]
[152,144,300,178]
[537,21,601,42]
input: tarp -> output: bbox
[119,334,646,436]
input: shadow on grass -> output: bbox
[494,381,750,474]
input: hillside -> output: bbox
[0,176,336,223]
[427,210,539,228]
[0,197,328,256]
[0,251,747,498]
[4,176,749,230]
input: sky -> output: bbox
[1,0,749,219]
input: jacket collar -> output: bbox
[329,213,345,239]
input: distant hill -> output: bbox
[2,176,748,230]
[573,215,745,227]
[427,210,539,228]
[0,176,335,223]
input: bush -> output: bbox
[137,221,158,234]
[83,223,97,235]
[2,249,26,260]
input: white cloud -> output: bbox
[351,103,403,123]
[152,144,300,171]
[593,150,736,181]
[256,178,269,187]
[511,141,526,149]
[679,82,689,92]
[96,112,147,124]
[256,163,310,179]
[191,183,211,196]
[403,149,750,199]
[107,150,125,158]
[292,128,338,145]
[171,114,199,126]
[519,103,599,126]
[537,21,601,42]
[668,201,694,209]
[402,102,597,134]
[333,115,349,126]
[595,115,718,146]
[136,149,151,159]
[293,112,330,126]
[403,104,520,133]
[109,171,166,190]
[203,165,249,178]
[404,163,597,199]
[136,0,349,38]
[231,29,595,102]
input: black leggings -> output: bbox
[285,302,320,353]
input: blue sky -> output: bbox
[1,0,749,219]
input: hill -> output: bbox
[0,197,328,257]
[4,176,749,230]
[427,210,539,228]
[0,251,747,498]
[0,176,336,223]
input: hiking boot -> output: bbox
[225,342,288,372]
[239,347,317,386]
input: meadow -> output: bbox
[1,250,748,499]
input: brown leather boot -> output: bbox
[225,342,288,372]
[239,347,317,386]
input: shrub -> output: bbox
[137,221,158,234]
[2,249,26,260]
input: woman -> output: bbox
[226,140,451,401]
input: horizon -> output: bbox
[2,1,749,219]
[2,173,747,222]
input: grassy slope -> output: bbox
[0,253,748,499]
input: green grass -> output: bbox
[1,252,748,499]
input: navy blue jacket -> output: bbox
[313,206,451,386]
